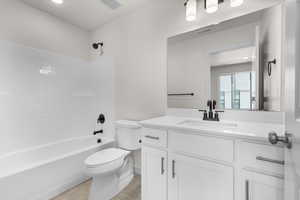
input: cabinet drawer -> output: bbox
[142,128,167,148]
[168,131,234,163]
[238,141,284,175]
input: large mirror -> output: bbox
[167,5,283,111]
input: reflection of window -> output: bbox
[219,71,254,110]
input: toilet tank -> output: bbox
[115,120,142,150]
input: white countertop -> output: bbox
[139,116,285,142]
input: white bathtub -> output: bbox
[0,136,114,200]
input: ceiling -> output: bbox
[20,0,150,31]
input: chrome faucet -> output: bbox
[199,100,224,121]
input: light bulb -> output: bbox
[206,0,219,13]
[231,0,243,7]
[186,0,197,21]
[51,0,63,5]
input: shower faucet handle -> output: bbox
[97,114,105,124]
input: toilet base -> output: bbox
[88,172,134,200]
[88,156,134,200]
[89,173,118,200]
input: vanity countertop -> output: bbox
[139,115,285,142]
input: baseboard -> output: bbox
[31,175,91,200]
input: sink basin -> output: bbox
[177,120,237,129]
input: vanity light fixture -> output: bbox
[51,0,64,5]
[184,0,241,20]
[184,0,197,21]
[230,0,243,7]
[205,0,220,13]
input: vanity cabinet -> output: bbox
[168,153,234,200]
[141,127,284,200]
[141,146,167,200]
[240,171,284,200]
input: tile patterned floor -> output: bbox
[51,176,141,200]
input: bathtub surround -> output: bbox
[0,2,115,198]
[0,0,116,156]
[0,39,115,199]
[0,40,113,156]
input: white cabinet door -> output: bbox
[240,171,283,200]
[142,146,167,200]
[168,153,234,200]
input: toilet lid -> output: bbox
[85,148,129,167]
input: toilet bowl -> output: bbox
[85,120,141,200]
[85,148,130,175]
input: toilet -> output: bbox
[85,120,141,200]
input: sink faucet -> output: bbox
[207,100,214,119]
[199,100,224,121]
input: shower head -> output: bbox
[92,42,103,50]
[92,42,104,55]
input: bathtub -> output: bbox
[0,136,114,200]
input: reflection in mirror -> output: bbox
[167,5,283,111]
[210,47,256,110]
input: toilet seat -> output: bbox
[85,148,130,175]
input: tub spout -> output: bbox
[93,130,103,135]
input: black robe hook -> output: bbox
[267,59,276,76]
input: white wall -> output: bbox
[91,0,281,121]
[167,23,257,109]
[260,4,283,111]
[0,0,90,60]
